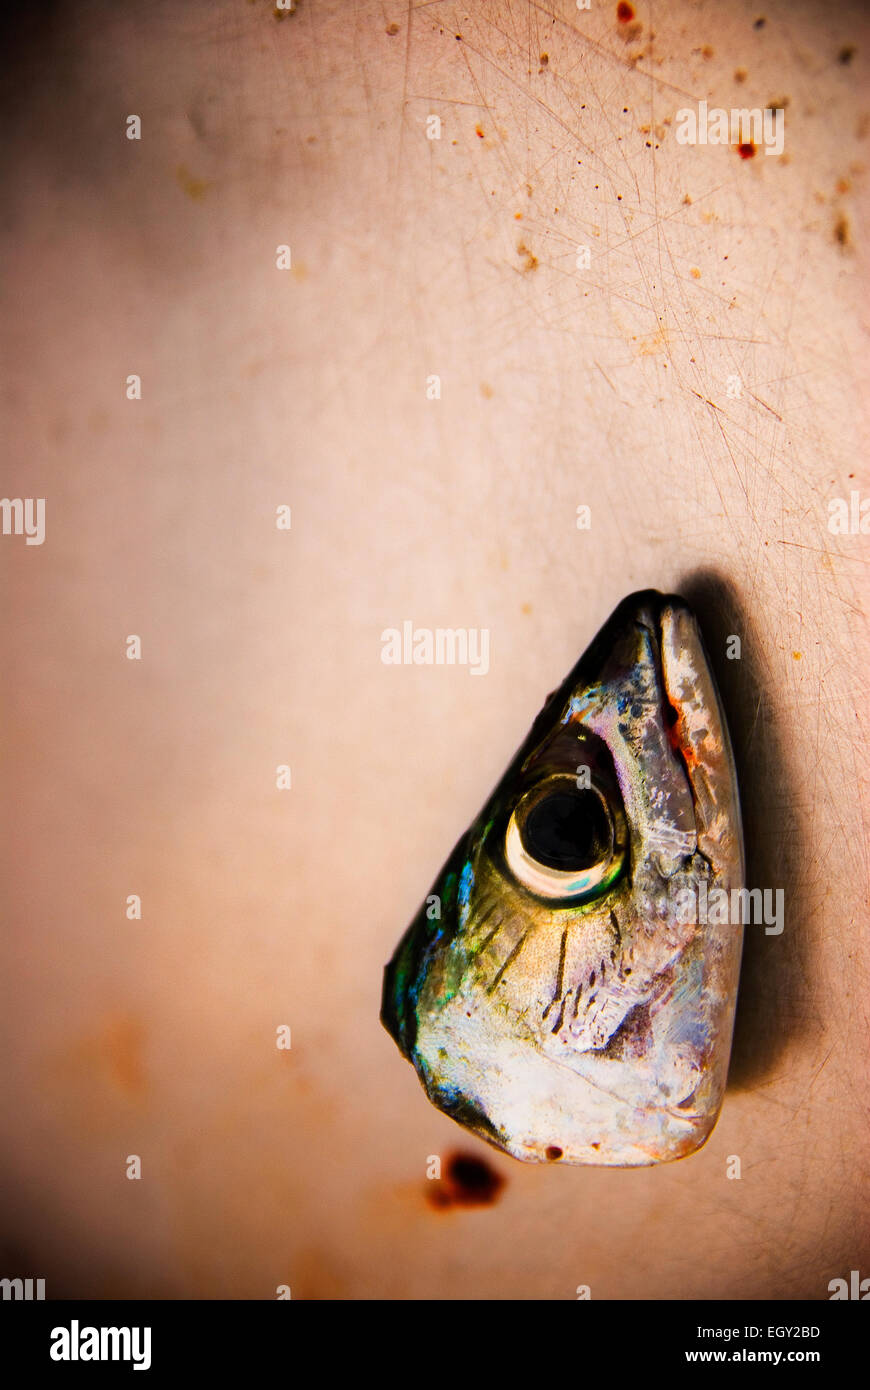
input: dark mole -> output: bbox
[427,1152,505,1210]
[754,17,766,29]
[737,142,756,159]
[838,46,856,65]
[546,1145,563,1161]
[834,214,851,247]
[590,1141,601,1150]
[617,2,635,21]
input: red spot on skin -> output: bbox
[426,1152,505,1210]
[665,700,699,767]
[617,1,635,20]
[737,142,756,159]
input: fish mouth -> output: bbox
[632,591,744,884]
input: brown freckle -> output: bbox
[834,214,851,246]
[838,45,856,65]
[175,164,211,201]
[480,382,494,399]
[475,124,485,138]
[521,601,532,615]
[735,67,748,83]
[540,52,549,66]
[701,45,714,59]
[386,22,400,36]
[690,266,701,279]
[683,192,692,204]
[754,17,766,29]
[737,142,756,159]
[836,176,851,194]
[546,1146,563,1161]
[517,240,538,272]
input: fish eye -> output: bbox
[504,777,627,901]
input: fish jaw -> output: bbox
[382,592,745,1166]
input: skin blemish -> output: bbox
[737,142,757,159]
[690,267,701,279]
[545,1145,563,1161]
[475,123,485,138]
[616,2,635,21]
[386,22,400,36]
[834,214,851,247]
[735,67,748,83]
[426,1152,505,1210]
[175,165,211,201]
[838,46,856,65]
[517,240,539,272]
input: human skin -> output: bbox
[0,0,868,1299]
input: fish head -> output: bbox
[382,591,745,1166]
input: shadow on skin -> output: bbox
[678,568,810,1091]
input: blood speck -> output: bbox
[617,2,635,21]
[475,124,485,138]
[427,1152,505,1210]
[546,1146,563,1161]
[737,142,756,159]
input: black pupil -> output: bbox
[521,790,610,872]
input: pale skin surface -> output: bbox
[1,0,868,1299]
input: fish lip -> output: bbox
[656,597,745,882]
